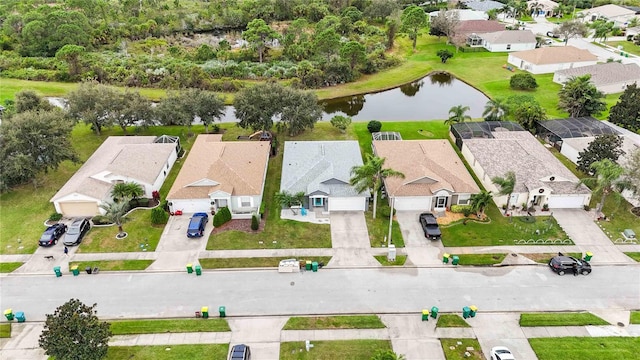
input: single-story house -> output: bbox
[480,30,537,52]
[280,141,367,212]
[507,46,599,74]
[579,4,637,27]
[527,0,559,17]
[462,0,505,13]
[51,136,180,217]
[167,134,270,219]
[429,9,489,22]
[455,20,506,46]
[553,62,640,94]
[452,124,592,209]
[372,140,480,212]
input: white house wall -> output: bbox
[484,42,536,52]
[560,143,581,164]
[508,55,597,74]
[150,150,178,196]
[230,195,261,219]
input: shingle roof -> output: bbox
[167,135,270,200]
[51,136,176,201]
[481,30,537,44]
[462,0,505,12]
[511,46,598,65]
[555,62,640,87]
[579,4,636,18]
[463,131,591,195]
[373,140,480,197]
[281,141,364,197]
[456,20,505,34]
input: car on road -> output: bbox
[548,253,591,276]
[62,218,91,246]
[229,344,251,360]
[546,31,560,38]
[419,212,441,240]
[491,346,515,360]
[39,224,67,247]
[187,212,209,238]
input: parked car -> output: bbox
[63,218,91,246]
[419,212,441,240]
[546,31,560,38]
[548,253,591,276]
[543,38,553,45]
[187,212,209,238]
[491,346,515,360]
[229,344,251,360]
[39,224,67,247]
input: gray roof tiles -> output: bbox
[555,62,640,87]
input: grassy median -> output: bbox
[107,344,229,360]
[530,337,640,360]
[436,314,470,328]
[519,312,609,327]
[110,318,230,335]
[283,315,386,330]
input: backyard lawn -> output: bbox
[107,344,229,360]
[110,319,230,335]
[519,312,609,327]
[529,337,640,360]
[283,315,385,330]
[280,340,392,360]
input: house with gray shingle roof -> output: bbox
[51,136,180,217]
[480,30,537,52]
[280,141,367,212]
[553,62,640,94]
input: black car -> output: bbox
[63,218,91,246]
[548,254,591,276]
[419,212,441,240]
[229,344,251,360]
[187,212,208,238]
[39,224,67,247]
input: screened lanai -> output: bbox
[450,121,524,149]
[536,117,619,147]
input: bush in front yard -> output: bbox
[213,207,232,227]
[251,214,259,230]
[150,207,169,224]
[49,212,63,221]
[451,205,471,214]
[92,215,113,225]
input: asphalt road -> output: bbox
[2,266,638,321]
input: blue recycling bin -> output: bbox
[15,311,25,323]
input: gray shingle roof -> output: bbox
[554,62,640,87]
[462,0,505,12]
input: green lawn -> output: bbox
[519,312,609,327]
[198,256,332,269]
[521,252,582,264]
[77,210,163,253]
[353,121,450,155]
[0,262,23,273]
[594,193,640,243]
[365,206,404,248]
[109,319,230,335]
[625,253,640,262]
[0,323,10,338]
[631,311,640,324]
[107,344,229,360]
[374,255,407,266]
[452,253,507,265]
[529,337,640,360]
[436,314,470,328]
[606,41,640,56]
[440,338,484,360]
[283,315,386,330]
[69,260,153,271]
[280,340,392,360]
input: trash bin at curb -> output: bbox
[442,253,450,264]
[195,265,202,276]
[312,262,318,272]
[70,265,79,276]
[201,307,209,319]
[186,263,193,274]
[431,306,439,319]
[15,311,25,323]
[85,266,92,274]
[305,261,312,270]
[219,306,226,318]
[4,309,14,321]
[469,305,478,318]
[422,309,429,321]
[54,266,62,277]
[451,255,459,265]
[462,306,471,319]
[583,252,593,262]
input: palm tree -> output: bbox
[470,190,493,218]
[482,98,508,121]
[578,159,629,212]
[350,154,405,219]
[100,200,130,237]
[111,182,144,205]
[274,191,305,215]
[445,105,471,127]
[371,349,406,360]
[492,171,516,214]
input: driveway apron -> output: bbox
[147,215,211,271]
[469,313,538,360]
[380,314,446,360]
[328,211,379,267]
[396,211,444,266]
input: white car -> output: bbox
[490,346,515,360]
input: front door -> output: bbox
[435,196,447,209]
[313,197,324,207]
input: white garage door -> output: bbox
[547,195,586,209]
[328,197,366,211]
[169,199,210,213]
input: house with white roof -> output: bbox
[579,4,638,27]
[508,46,598,74]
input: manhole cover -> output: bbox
[290,281,295,286]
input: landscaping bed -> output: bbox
[519,312,609,327]
[280,340,392,360]
[109,318,230,335]
[283,315,385,330]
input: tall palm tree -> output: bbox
[470,190,493,218]
[482,98,508,121]
[100,200,130,237]
[492,171,516,213]
[350,154,405,219]
[111,182,144,204]
[578,159,629,212]
[445,105,471,127]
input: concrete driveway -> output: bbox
[328,211,378,267]
[470,313,538,360]
[147,214,212,271]
[396,211,444,266]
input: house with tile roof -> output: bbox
[480,30,537,52]
[51,136,180,217]
[507,46,598,74]
[579,4,638,27]
[167,134,270,219]
[280,141,367,212]
[553,62,640,94]
[373,140,480,212]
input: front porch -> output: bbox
[280,208,330,224]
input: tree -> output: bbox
[192,90,226,134]
[39,299,111,360]
[330,115,352,133]
[367,120,382,133]
[400,5,428,50]
[100,200,129,237]
[66,82,119,135]
[579,159,628,212]
[385,11,401,50]
[13,90,54,113]
[482,98,508,121]
[274,191,305,215]
[623,149,640,198]
[445,105,471,126]
[507,96,546,131]
[55,44,86,76]
[509,73,538,90]
[313,27,341,61]
[371,349,406,360]
[554,20,588,45]
[111,90,154,132]
[0,110,78,191]
[429,9,459,41]
[470,190,493,218]
[609,83,640,133]
[365,0,399,22]
[242,19,279,63]
[437,49,453,63]
[558,75,606,118]
[492,171,516,213]
[111,182,145,203]
[340,41,366,71]
[593,21,613,42]
[350,154,405,219]
[577,134,625,174]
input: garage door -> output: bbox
[328,197,366,211]
[169,199,210,213]
[547,195,586,209]
[59,202,99,217]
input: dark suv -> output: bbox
[548,254,591,276]
[229,344,251,360]
[39,223,67,247]
[187,212,209,238]
[419,212,441,240]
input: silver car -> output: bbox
[63,218,91,246]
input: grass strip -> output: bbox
[69,260,153,271]
[280,340,392,360]
[519,312,609,327]
[529,337,640,360]
[452,253,506,266]
[107,344,229,360]
[624,253,640,262]
[109,318,230,335]
[0,262,23,273]
[521,252,582,264]
[440,338,484,360]
[436,314,470,328]
[374,255,407,266]
[631,311,640,324]
[0,323,11,338]
[198,256,332,269]
[283,315,386,330]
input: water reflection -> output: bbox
[321,95,365,117]
[399,80,424,97]
[430,72,453,86]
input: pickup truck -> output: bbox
[419,212,441,240]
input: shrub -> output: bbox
[92,215,113,225]
[259,201,266,218]
[150,207,169,224]
[450,205,471,214]
[251,214,259,230]
[367,120,382,133]
[510,73,538,90]
[49,212,63,221]
[213,206,232,227]
[379,206,396,218]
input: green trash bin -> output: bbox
[71,265,80,276]
[4,309,14,321]
[462,306,471,319]
[422,309,429,321]
[442,253,450,264]
[430,306,439,319]
[186,263,193,274]
[305,261,312,270]
[201,306,209,319]
[219,306,226,318]
[15,311,25,323]
[451,255,459,265]
[54,266,62,277]
[469,305,478,318]
[583,252,593,262]
[311,262,318,272]
[195,265,202,276]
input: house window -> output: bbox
[457,194,470,205]
[506,44,511,50]
[313,198,324,207]
[240,197,252,207]
[217,199,228,208]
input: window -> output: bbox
[506,44,511,50]
[217,199,228,208]
[457,194,470,205]
[313,198,324,207]
[240,197,251,207]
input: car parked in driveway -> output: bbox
[491,346,515,360]
[187,212,209,238]
[63,218,91,246]
[548,253,591,276]
[39,224,67,247]
[229,344,251,360]
[419,212,441,240]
